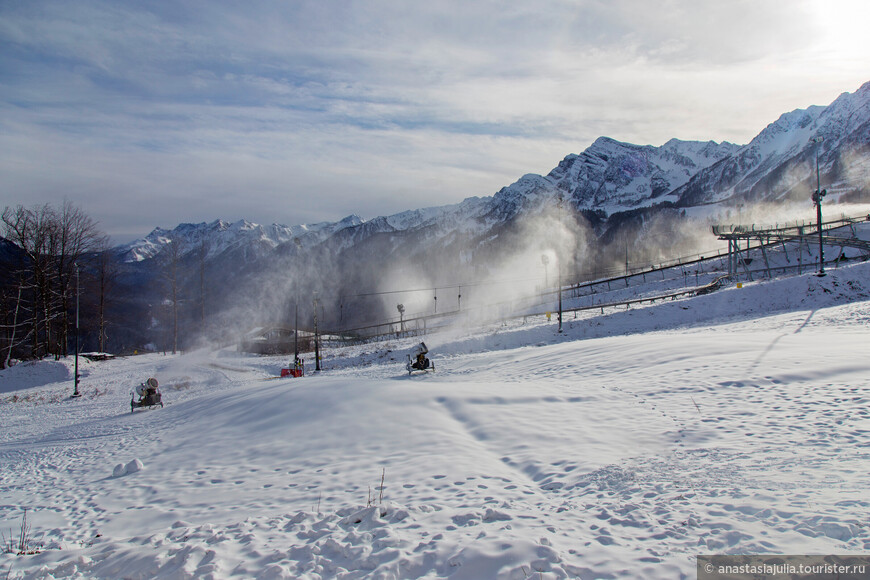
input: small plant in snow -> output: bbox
[2,509,42,556]
[365,468,387,508]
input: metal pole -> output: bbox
[728,240,737,277]
[760,239,771,278]
[798,229,803,274]
[397,303,405,334]
[813,137,826,277]
[313,295,321,371]
[73,264,81,398]
[727,240,732,276]
[816,192,825,276]
[557,264,563,333]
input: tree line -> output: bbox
[0,201,114,368]
[0,201,222,368]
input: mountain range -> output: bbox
[100,80,870,350]
[8,81,869,352]
[121,80,870,267]
[117,137,741,266]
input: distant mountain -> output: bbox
[95,79,870,349]
[117,77,870,273]
[118,216,364,263]
[674,81,870,206]
[0,237,25,280]
[545,137,740,210]
[116,137,744,267]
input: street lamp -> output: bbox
[811,137,827,276]
[397,303,405,333]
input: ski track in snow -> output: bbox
[2,263,870,579]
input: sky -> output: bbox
[1,0,869,243]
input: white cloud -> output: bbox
[1,0,868,242]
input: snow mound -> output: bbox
[112,459,145,478]
[0,359,81,394]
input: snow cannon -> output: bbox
[131,377,163,412]
[281,357,305,378]
[406,342,434,375]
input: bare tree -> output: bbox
[2,205,54,358]
[1,202,102,360]
[0,238,33,367]
[2,283,33,368]
[52,200,101,355]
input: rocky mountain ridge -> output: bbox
[120,81,870,266]
[54,80,868,350]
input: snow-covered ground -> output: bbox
[2,259,870,579]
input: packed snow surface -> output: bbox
[2,262,870,579]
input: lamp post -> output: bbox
[72,263,81,398]
[811,137,826,276]
[397,303,405,334]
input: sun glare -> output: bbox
[808,0,870,60]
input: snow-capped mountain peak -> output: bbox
[115,80,870,272]
[540,136,738,212]
[673,80,870,207]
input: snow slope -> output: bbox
[2,262,870,579]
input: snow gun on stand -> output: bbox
[406,342,434,375]
[131,377,163,412]
[281,357,305,378]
